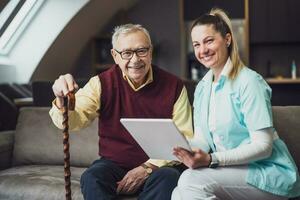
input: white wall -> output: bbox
[0,0,136,83]
[0,0,89,83]
[0,63,15,83]
[31,0,136,81]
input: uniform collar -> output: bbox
[122,66,153,91]
[221,57,233,78]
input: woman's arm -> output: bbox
[173,128,274,169]
[214,128,274,166]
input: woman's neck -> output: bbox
[212,58,229,82]
[212,67,224,82]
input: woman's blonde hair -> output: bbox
[191,8,244,79]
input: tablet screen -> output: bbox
[120,118,191,161]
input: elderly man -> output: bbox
[49,24,193,200]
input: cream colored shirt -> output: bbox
[49,67,193,167]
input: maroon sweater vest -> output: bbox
[98,65,183,170]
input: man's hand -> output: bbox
[52,74,78,109]
[116,166,149,195]
[173,147,211,169]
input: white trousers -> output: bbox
[171,166,288,200]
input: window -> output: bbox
[0,0,44,55]
[0,0,26,38]
[0,1,10,13]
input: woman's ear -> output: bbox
[225,33,232,47]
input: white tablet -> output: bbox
[120,118,191,161]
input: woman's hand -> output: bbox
[173,147,211,169]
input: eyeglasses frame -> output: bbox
[114,46,151,60]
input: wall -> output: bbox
[78,0,185,78]
[32,0,137,82]
[126,0,184,77]
[0,0,89,83]
[249,0,300,79]
[0,0,9,12]
[250,45,300,78]
[0,0,137,83]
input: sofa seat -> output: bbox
[0,107,138,199]
[0,165,137,200]
[0,106,300,200]
[0,165,84,200]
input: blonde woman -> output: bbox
[172,8,300,200]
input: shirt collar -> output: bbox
[122,66,153,91]
[221,57,233,78]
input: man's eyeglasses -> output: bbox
[114,47,150,60]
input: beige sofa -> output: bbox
[0,106,300,200]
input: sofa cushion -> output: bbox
[272,106,300,169]
[0,165,138,200]
[0,130,14,170]
[12,107,99,167]
[0,165,84,200]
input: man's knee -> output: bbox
[80,163,121,199]
[150,167,181,184]
[139,167,182,200]
[80,160,120,192]
[143,167,181,192]
[81,168,98,186]
[80,168,102,194]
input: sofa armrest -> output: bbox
[0,130,14,170]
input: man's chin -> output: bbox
[130,75,144,81]
[127,66,146,75]
[129,75,146,84]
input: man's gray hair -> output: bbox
[112,24,152,49]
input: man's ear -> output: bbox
[148,46,153,61]
[111,49,118,64]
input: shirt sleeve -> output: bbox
[240,74,273,131]
[49,76,101,131]
[147,86,194,167]
[214,128,274,166]
[172,86,194,139]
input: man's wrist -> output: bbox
[141,163,153,175]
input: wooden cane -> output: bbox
[62,92,75,200]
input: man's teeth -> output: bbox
[129,65,143,69]
[202,55,212,61]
